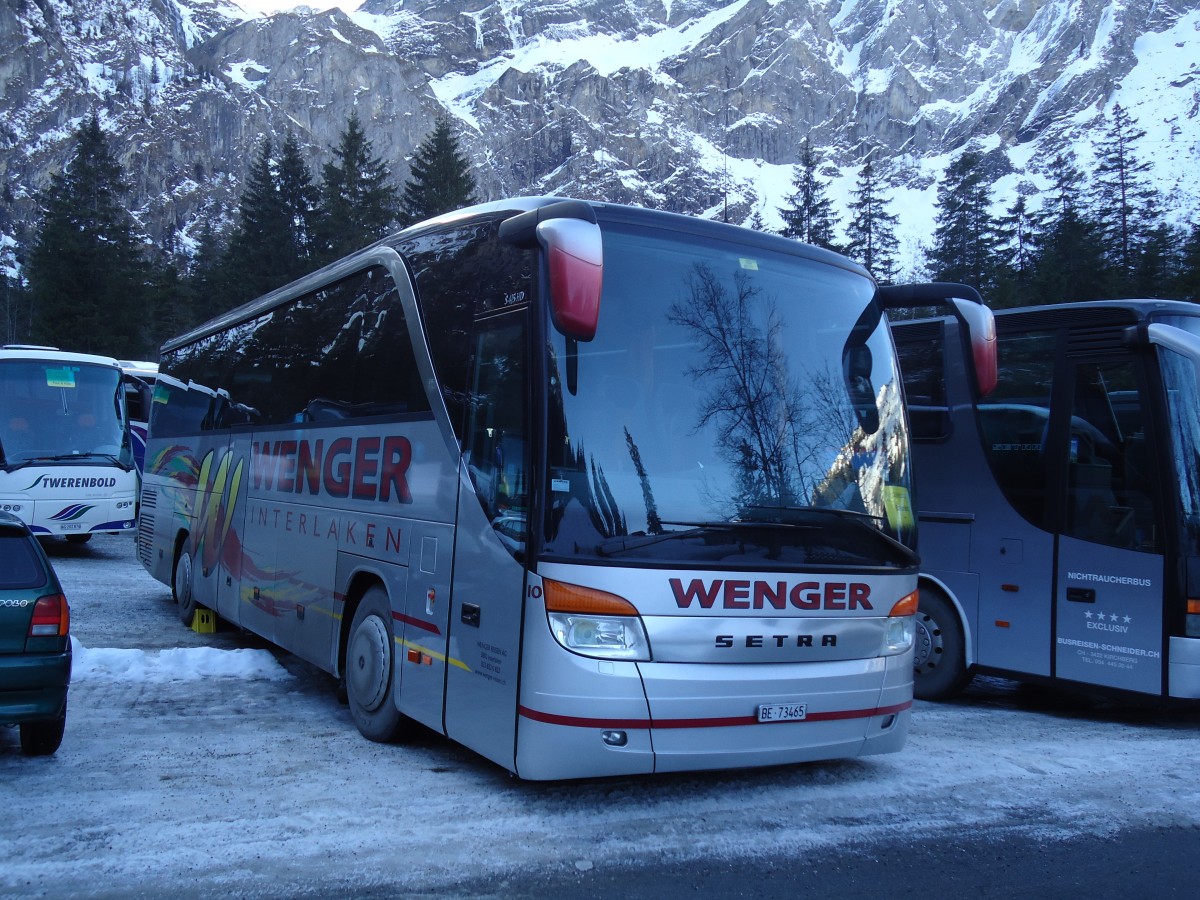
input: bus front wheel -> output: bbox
[174,548,199,626]
[913,588,970,700]
[346,587,406,743]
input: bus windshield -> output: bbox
[542,223,913,567]
[0,360,129,470]
[1155,314,1200,557]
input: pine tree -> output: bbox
[25,113,151,356]
[925,143,1001,292]
[223,138,297,303]
[777,138,839,250]
[1030,151,1108,304]
[1131,222,1185,299]
[992,194,1037,307]
[1091,103,1161,289]
[844,160,899,283]
[399,116,478,227]
[276,130,320,266]
[318,111,401,260]
[1172,221,1200,300]
[1,273,33,345]
[187,217,231,324]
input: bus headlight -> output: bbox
[548,612,650,660]
[883,616,915,655]
[883,590,918,655]
[542,577,651,661]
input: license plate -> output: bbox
[757,703,807,723]
[59,523,83,531]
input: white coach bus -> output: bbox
[0,345,138,542]
[138,198,921,779]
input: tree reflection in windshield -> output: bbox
[541,224,912,563]
[668,262,849,516]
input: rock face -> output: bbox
[1,0,1198,261]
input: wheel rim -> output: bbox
[174,552,192,606]
[348,614,391,712]
[913,611,944,673]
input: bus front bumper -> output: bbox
[515,652,911,780]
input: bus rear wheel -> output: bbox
[913,587,970,700]
[346,587,406,743]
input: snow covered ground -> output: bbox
[2,536,1198,897]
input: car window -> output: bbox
[0,534,47,589]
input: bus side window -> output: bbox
[220,267,430,428]
[893,320,950,441]
[400,223,535,559]
[464,318,528,557]
[1065,361,1158,553]
[977,330,1056,531]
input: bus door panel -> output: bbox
[1053,356,1165,694]
[268,499,341,670]
[396,520,455,733]
[1055,538,1163,693]
[973,527,1054,676]
[230,431,285,643]
[443,471,525,770]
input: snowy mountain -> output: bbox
[1,0,1198,275]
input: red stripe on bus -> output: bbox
[392,611,442,636]
[517,700,911,730]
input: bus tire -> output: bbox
[64,534,92,545]
[913,587,970,701]
[174,548,199,626]
[346,586,406,743]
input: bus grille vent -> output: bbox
[137,490,157,568]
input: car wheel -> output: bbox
[174,548,199,626]
[913,587,971,700]
[346,586,407,743]
[20,709,66,756]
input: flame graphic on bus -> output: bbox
[148,444,201,487]
[191,447,293,598]
[194,449,244,577]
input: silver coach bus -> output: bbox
[139,198,922,779]
[890,294,1200,704]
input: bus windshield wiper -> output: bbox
[594,527,704,557]
[9,452,132,471]
[733,505,917,563]
[594,518,820,558]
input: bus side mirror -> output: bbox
[878,282,998,398]
[537,218,603,342]
[951,297,998,397]
[500,200,604,342]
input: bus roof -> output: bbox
[0,346,123,368]
[161,197,874,355]
[993,299,1200,322]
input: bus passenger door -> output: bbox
[971,330,1057,677]
[1054,358,1165,695]
[442,314,529,770]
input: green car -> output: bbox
[0,510,71,755]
